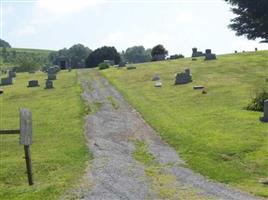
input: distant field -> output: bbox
[102,51,268,197]
[0,71,90,199]
[0,47,53,69]
[0,47,54,54]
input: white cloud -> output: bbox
[36,0,105,16]
[17,25,37,37]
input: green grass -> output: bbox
[102,50,268,197]
[107,96,119,109]
[0,47,54,55]
[0,71,90,199]
[132,140,211,200]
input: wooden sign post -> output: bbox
[0,108,33,185]
[20,109,33,185]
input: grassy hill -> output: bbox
[0,47,54,69]
[102,50,268,197]
[0,71,90,199]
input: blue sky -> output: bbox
[1,0,267,56]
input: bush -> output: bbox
[246,88,268,112]
[16,57,40,72]
[98,62,109,70]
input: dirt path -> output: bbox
[78,69,261,200]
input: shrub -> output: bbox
[246,88,268,112]
[16,57,40,72]
[98,62,109,70]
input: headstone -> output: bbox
[47,66,60,74]
[192,48,204,57]
[45,80,54,89]
[8,70,16,78]
[235,50,238,54]
[205,49,212,54]
[152,74,160,81]
[260,100,268,122]
[48,73,57,80]
[28,80,39,87]
[155,81,162,87]
[205,49,217,61]
[175,69,192,85]
[0,76,13,86]
[205,53,217,60]
[193,86,205,90]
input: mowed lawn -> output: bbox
[0,71,90,199]
[102,51,268,197]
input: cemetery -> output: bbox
[1,0,267,197]
[102,50,268,197]
[1,50,268,199]
[0,70,89,200]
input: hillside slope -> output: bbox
[102,50,268,197]
[0,47,54,69]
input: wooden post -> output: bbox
[24,145,33,185]
[20,109,33,185]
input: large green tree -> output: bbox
[225,0,268,42]
[85,46,121,68]
[151,44,168,61]
[68,44,92,67]
[49,44,92,68]
[123,46,151,63]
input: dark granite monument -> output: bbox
[175,69,192,85]
[28,80,39,87]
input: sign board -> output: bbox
[20,109,32,145]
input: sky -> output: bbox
[1,0,267,56]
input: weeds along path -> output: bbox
[78,69,260,200]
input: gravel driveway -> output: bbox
[78,69,261,200]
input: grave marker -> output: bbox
[175,69,192,85]
[28,80,39,87]
[45,80,54,89]
[260,100,268,122]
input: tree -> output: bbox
[225,0,268,42]
[16,56,40,72]
[85,46,121,68]
[0,38,11,48]
[49,44,92,68]
[123,46,152,63]
[151,44,168,61]
[68,44,92,67]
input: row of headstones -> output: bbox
[153,68,193,87]
[152,69,268,122]
[0,69,16,86]
[28,79,54,89]
[28,66,61,89]
[235,48,258,54]
[192,48,217,61]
